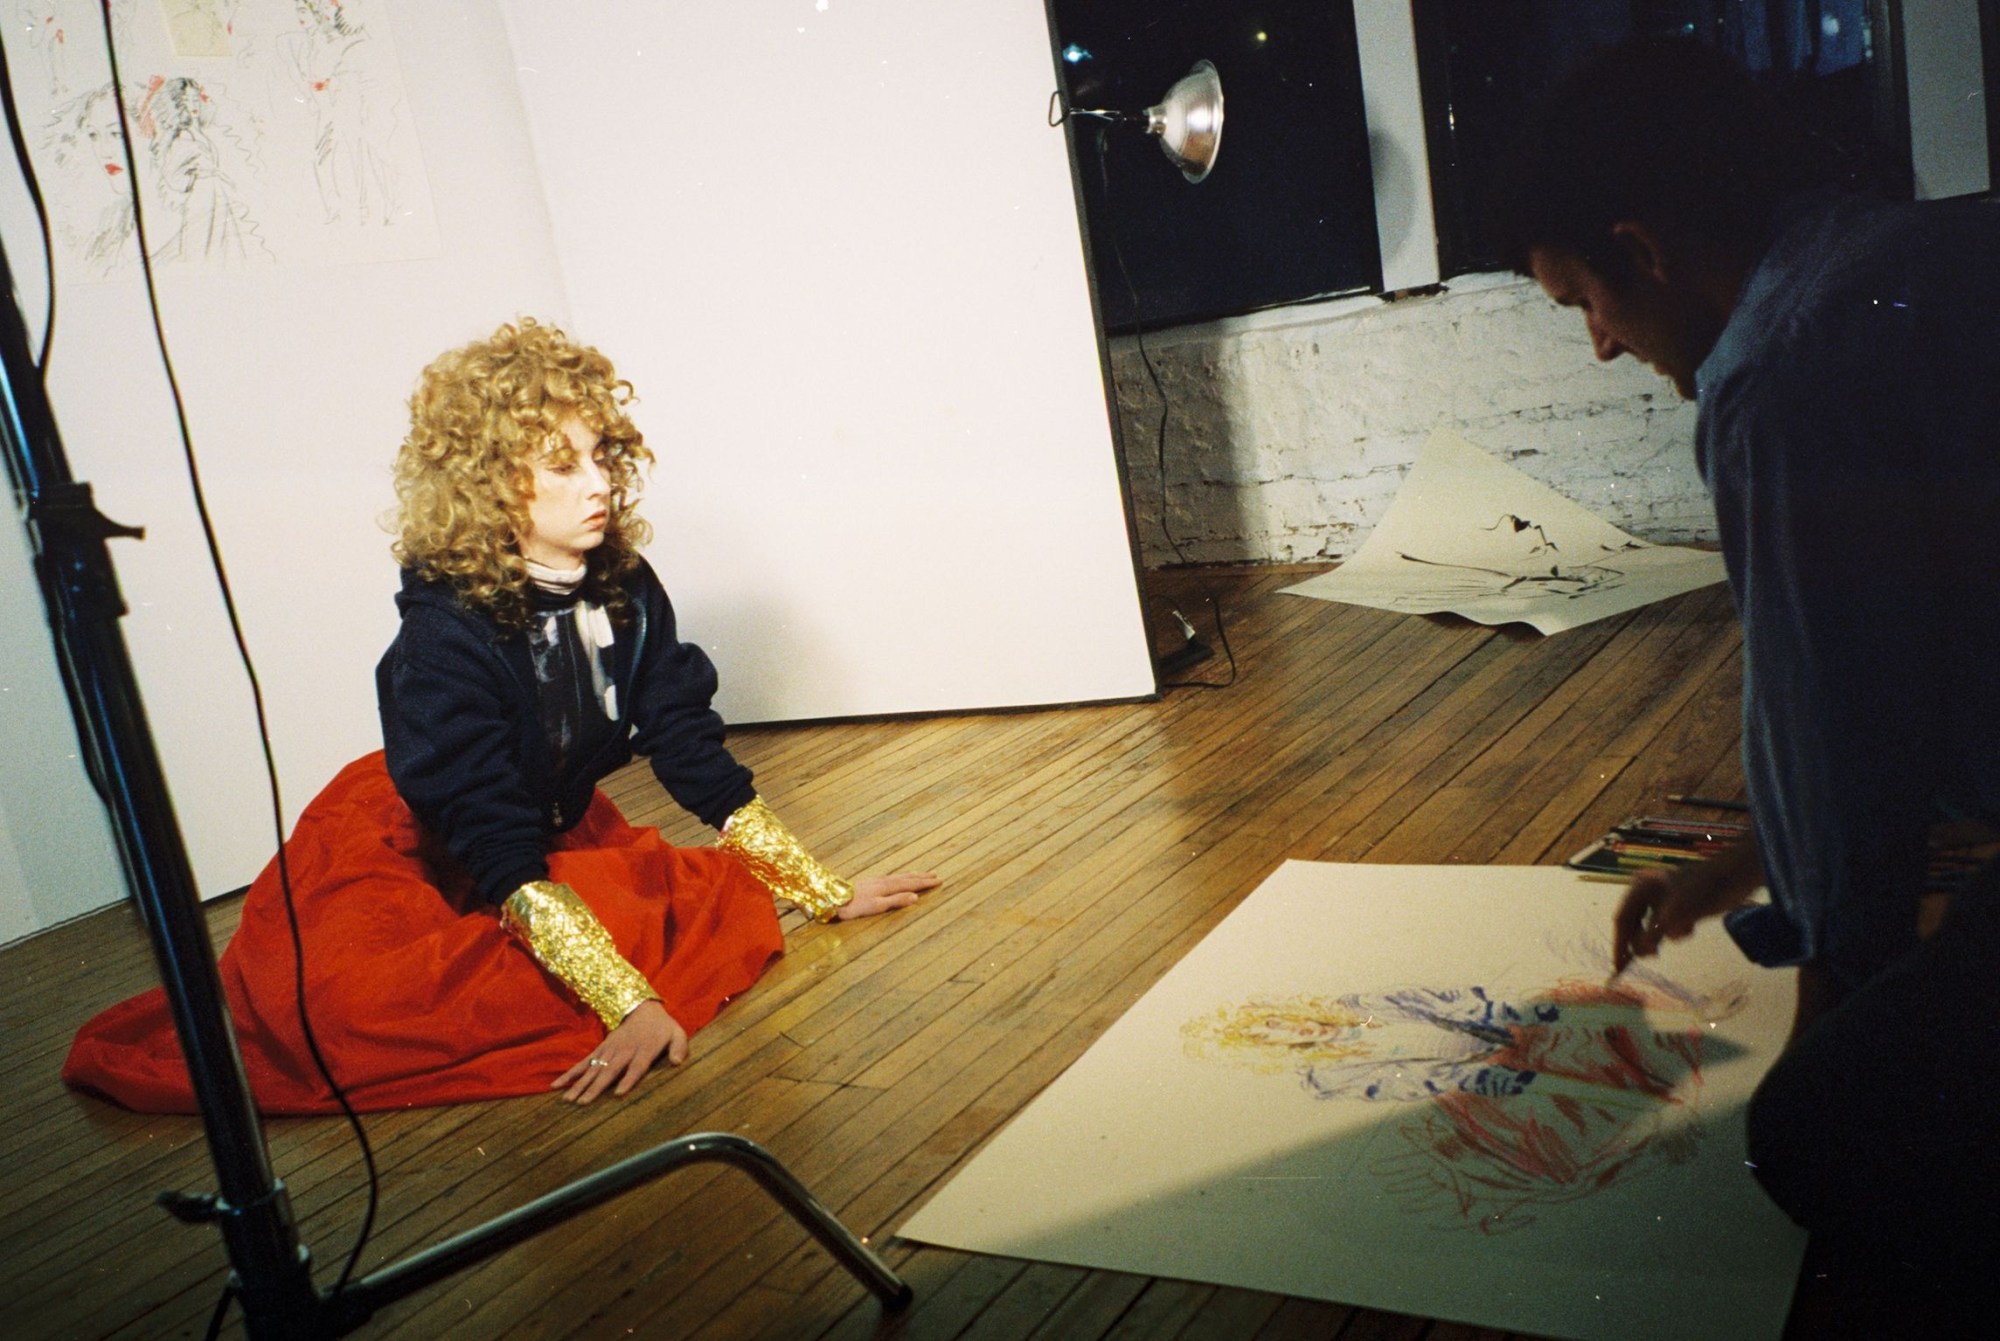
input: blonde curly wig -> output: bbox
[392,318,655,628]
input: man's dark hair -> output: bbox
[1495,36,1830,280]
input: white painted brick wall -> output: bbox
[1107,274,1717,566]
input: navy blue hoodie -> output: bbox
[375,558,756,904]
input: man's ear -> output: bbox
[1609,221,1672,285]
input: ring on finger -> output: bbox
[587,1057,610,1068]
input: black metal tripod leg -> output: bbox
[337,1130,909,1331]
[709,1133,913,1308]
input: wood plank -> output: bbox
[1251,1296,1360,1340]
[1024,1272,1155,1340]
[1102,1279,1222,1340]
[1173,1288,1288,1340]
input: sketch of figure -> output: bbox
[280,0,401,225]
[1386,514,1652,606]
[44,82,138,273]
[132,74,270,263]
[14,1,140,96]
[1391,551,1631,603]
[45,75,270,272]
[1183,954,1749,1234]
[14,4,75,96]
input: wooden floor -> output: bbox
[1,565,1766,1341]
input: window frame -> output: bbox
[1358,0,1991,297]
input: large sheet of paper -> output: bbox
[1282,430,1726,633]
[899,863,1805,1341]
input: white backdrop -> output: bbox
[1,0,1149,936]
[500,1,1153,723]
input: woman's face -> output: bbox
[519,419,611,570]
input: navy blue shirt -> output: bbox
[1695,192,2000,988]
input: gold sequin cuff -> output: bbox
[718,796,854,921]
[500,881,661,1030]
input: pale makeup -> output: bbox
[520,419,612,569]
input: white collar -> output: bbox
[525,557,587,595]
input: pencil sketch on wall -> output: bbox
[278,0,405,228]
[7,0,438,279]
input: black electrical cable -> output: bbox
[0,10,57,371]
[93,0,380,1306]
[1092,124,1236,689]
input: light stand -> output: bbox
[1052,58,1229,681]
[0,231,908,1336]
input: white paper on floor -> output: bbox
[898,862,1805,1341]
[1281,430,1726,634]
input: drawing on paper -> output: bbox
[132,74,269,262]
[44,74,268,272]
[279,0,403,227]
[6,0,438,277]
[16,5,75,97]
[1386,518,1653,605]
[1390,550,1629,604]
[897,864,1805,1341]
[43,82,138,271]
[1280,429,1726,634]
[14,2,140,95]
[1183,944,1749,1234]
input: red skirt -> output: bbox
[62,753,785,1115]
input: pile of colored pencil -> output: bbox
[1565,815,1752,881]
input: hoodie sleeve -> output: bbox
[622,561,757,828]
[377,604,551,903]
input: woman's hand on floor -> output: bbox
[834,872,940,921]
[554,1000,687,1103]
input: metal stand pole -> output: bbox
[0,234,907,1335]
[2,198,323,1341]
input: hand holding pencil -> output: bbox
[1609,836,1766,978]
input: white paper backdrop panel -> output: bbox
[500,1,1153,722]
[899,862,1805,1341]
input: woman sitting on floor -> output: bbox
[65,318,937,1114]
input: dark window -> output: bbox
[1049,2,1380,333]
[1415,0,1908,278]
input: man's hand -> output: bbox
[833,872,940,921]
[1611,837,1765,976]
[552,999,687,1104]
